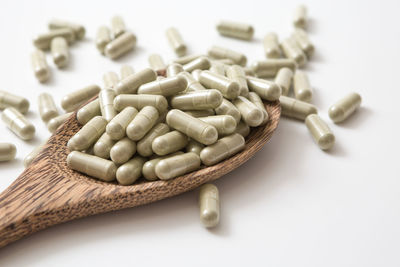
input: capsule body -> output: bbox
[209,62,226,76]
[103,71,119,88]
[199,184,220,228]
[31,49,50,83]
[38,92,58,123]
[47,112,73,133]
[247,76,281,101]
[328,92,362,123]
[293,71,312,102]
[116,156,145,185]
[77,99,101,125]
[106,107,137,140]
[1,107,35,140]
[99,89,117,121]
[184,109,215,118]
[68,116,107,151]
[111,16,126,38]
[248,92,269,125]
[120,65,134,79]
[263,33,281,58]
[166,63,184,77]
[179,72,206,91]
[126,106,159,141]
[233,96,263,127]
[138,75,187,96]
[94,133,117,159]
[305,114,335,150]
[214,98,241,123]
[182,57,211,73]
[61,84,101,112]
[226,65,249,96]
[136,123,170,157]
[216,20,254,40]
[0,90,30,114]
[114,94,168,113]
[51,37,69,68]
[155,152,200,180]
[115,68,157,95]
[280,95,317,120]
[293,5,307,28]
[110,137,136,164]
[152,130,189,156]
[275,68,293,96]
[292,29,314,58]
[281,38,307,67]
[105,32,136,59]
[0,143,16,162]
[142,152,183,181]
[48,19,85,40]
[199,115,237,136]
[199,70,240,100]
[208,46,247,66]
[251,59,297,78]
[170,89,222,110]
[33,28,74,50]
[96,26,112,54]
[166,27,186,56]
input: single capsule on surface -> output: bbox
[51,37,69,68]
[67,151,117,182]
[0,143,16,162]
[103,71,119,89]
[179,71,206,91]
[99,89,117,122]
[166,109,218,145]
[137,123,170,157]
[247,76,281,101]
[166,63,184,77]
[216,20,254,40]
[173,54,203,65]
[305,114,335,150]
[328,92,362,123]
[138,75,187,96]
[226,65,249,96]
[142,152,183,181]
[110,137,136,164]
[96,26,112,54]
[198,70,240,100]
[116,156,146,185]
[235,120,250,137]
[152,130,189,156]
[0,90,29,114]
[293,5,307,29]
[148,54,166,72]
[208,46,247,66]
[263,32,281,58]
[199,184,220,228]
[111,16,126,38]
[114,94,168,113]
[248,92,269,125]
[31,49,50,83]
[126,106,159,141]
[105,32,136,59]
[292,28,314,58]
[106,106,137,140]
[48,19,86,40]
[77,99,101,125]
[155,152,200,180]
[214,98,241,123]
[115,68,157,95]
[233,96,264,127]
[293,71,312,102]
[94,132,117,159]
[281,38,307,67]
[275,68,293,96]
[251,59,297,78]
[1,107,35,140]
[120,65,134,79]
[166,27,187,56]
[170,89,222,110]
[68,116,107,151]
[47,112,73,133]
[199,115,237,136]
[24,142,46,167]
[184,109,215,118]
[33,28,74,50]
[61,84,101,112]
[38,92,58,123]
[280,95,317,120]
[182,57,211,73]
[186,140,204,155]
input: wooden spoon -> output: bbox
[0,99,280,248]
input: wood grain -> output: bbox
[0,99,280,248]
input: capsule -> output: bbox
[1,107,35,140]
[166,63,184,77]
[24,143,45,167]
[199,184,220,228]
[281,38,307,67]
[138,75,187,96]
[226,65,249,96]
[151,130,188,156]
[293,5,307,28]
[111,16,126,38]
[148,54,166,72]
[173,54,203,65]
[104,32,136,59]
[182,57,211,73]
[198,115,236,136]
[31,49,50,83]
[263,32,281,58]
[0,90,29,114]
[77,99,101,125]
[216,20,254,40]
[213,58,235,65]
[120,65,134,79]
[186,140,204,155]
[275,68,293,96]
[248,92,269,125]
[115,68,157,95]
[50,37,69,68]
[33,28,74,50]
[93,133,116,159]
[166,27,187,56]
[198,70,240,100]
[106,106,138,140]
[209,62,226,76]
[137,123,170,157]
[328,92,362,123]
[47,112,73,133]
[48,19,86,40]
[214,98,241,123]
[280,95,317,120]
[233,96,263,127]
[247,76,281,101]
[243,66,256,77]
[305,114,335,150]
[235,121,250,137]
[293,71,312,102]
[99,89,117,122]
[61,84,101,112]
[126,106,159,141]
[68,116,107,151]
[38,93,58,123]
[170,89,222,110]
[179,72,206,91]
[96,26,112,54]
[116,156,145,185]
[103,71,119,89]
[155,152,200,180]
[0,143,16,162]
[251,59,297,78]
[67,151,116,182]
[142,152,183,181]
[208,46,247,66]
[114,94,168,113]
[292,29,314,58]
[184,109,215,118]
[110,137,137,164]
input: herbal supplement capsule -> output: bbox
[293,5,307,29]
[243,67,256,77]
[199,184,220,228]
[233,96,264,127]
[305,114,335,150]
[251,59,297,78]
[214,58,235,65]
[208,46,247,66]
[248,92,269,125]
[226,65,249,97]
[247,76,281,101]
[105,32,136,59]
[126,106,159,141]
[77,99,101,125]
[115,68,157,95]
[328,92,362,123]
[99,89,117,122]
[61,84,101,112]
[235,120,250,137]
[136,123,170,157]
[116,156,145,185]
[293,71,312,102]
[281,38,307,67]
[0,143,16,162]
[166,109,218,145]
[152,130,189,156]
[114,94,168,113]
[96,26,112,54]
[50,37,69,68]
[138,75,187,96]
[215,98,241,123]
[1,107,35,140]
[184,109,215,118]
[182,57,211,73]
[198,70,240,100]
[142,152,183,181]
[200,133,245,166]
[292,28,314,58]
[94,132,116,159]
[31,49,50,83]
[170,89,222,110]
[199,115,236,136]
[67,151,116,182]
[103,71,119,88]
[280,95,317,120]
[209,62,226,76]
[120,65,134,79]
[173,54,203,65]
[38,92,58,123]
[149,54,166,72]
[155,152,200,180]
[275,68,293,96]
[0,90,30,114]
[110,137,136,164]
[106,107,138,140]
[216,20,254,40]
[47,112,73,133]
[33,28,74,50]
[166,63,184,77]
[24,143,45,167]
[263,32,281,58]
[111,16,126,38]
[68,116,107,151]
[166,27,187,57]
[179,72,206,91]
[186,140,204,155]
[48,19,85,40]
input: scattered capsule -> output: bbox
[199,184,220,228]
[248,92,269,125]
[142,152,183,181]
[292,29,314,58]
[116,156,145,185]
[31,49,50,83]
[104,32,136,59]
[247,76,281,101]
[38,92,58,123]
[173,54,203,65]
[67,151,117,182]
[235,121,250,137]
[328,92,362,123]
[233,96,263,127]
[280,95,317,120]
[186,140,204,155]
[24,142,45,167]
[184,109,215,118]
[111,16,126,38]
[199,115,237,136]
[126,106,159,141]
[179,72,206,91]
[198,70,240,100]
[166,63,184,77]
[47,112,73,133]
[68,116,107,151]
[110,137,136,164]
[61,84,101,112]
[148,54,166,72]
[293,5,307,29]
[1,107,35,140]
[293,71,312,102]
[275,68,293,96]
[106,107,138,140]
[115,68,157,95]
[50,37,69,68]
[0,90,29,114]
[152,130,189,156]
[155,152,200,180]
[209,62,226,76]
[226,65,249,96]
[166,27,187,56]
[251,59,297,78]
[48,19,85,40]
[138,75,187,96]
[216,20,254,40]
[94,132,116,159]
[281,38,307,67]
[170,89,222,110]
[263,33,281,58]
[77,99,101,125]
[214,98,241,123]
[96,26,112,54]
[0,143,16,162]
[103,71,119,89]
[114,94,168,113]
[33,28,74,50]
[306,114,335,150]
[208,46,247,66]
[99,89,117,122]
[120,65,134,79]
[183,57,211,73]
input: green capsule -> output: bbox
[61,84,101,112]
[38,92,59,123]
[1,107,35,140]
[305,114,335,150]
[182,56,211,73]
[328,92,362,123]
[216,20,254,40]
[293,71,312,102]
[0,90,29,114]
[137,123,170,157]
[248,92,269,125]
[199,115,237,136]
[94,132,116,159]
[99,89,117,122]
[138,75,187,96]
[247,76,281,101]
[120,65,134,79]
[0,143,16,162]
[126,106,159,141]
[155,152,200,180]
[51,37,69,68]
[214,98,241,123]
[263,32,281,59]
[110,137,137,164]
[152,130,189,156]
[105,32,137,59]
[199,184,220,228]
[233,96,263,127]
[280,95,317,121]
[208,46,247,66]
[103,71,119,88]
[116,156,146,185]
[47,112,73,133]
[68,116,107,151]
[198,70,240,100]
[142,152,183,181]
[186,140,204,155]
[166,27,187,57]
[170,89,222,110]
[106,107,137,140]
[281,38,307,67]
[251,59,297,78]
[33,28,74,50]
[77,99,101,125]
[292,28,314,58]
[115,68,157,95]
[226,65,249,96]
[114,94,168,113]
[275,68,293,96]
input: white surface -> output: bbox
[0,0,399,266]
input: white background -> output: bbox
[0,0,399,266]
